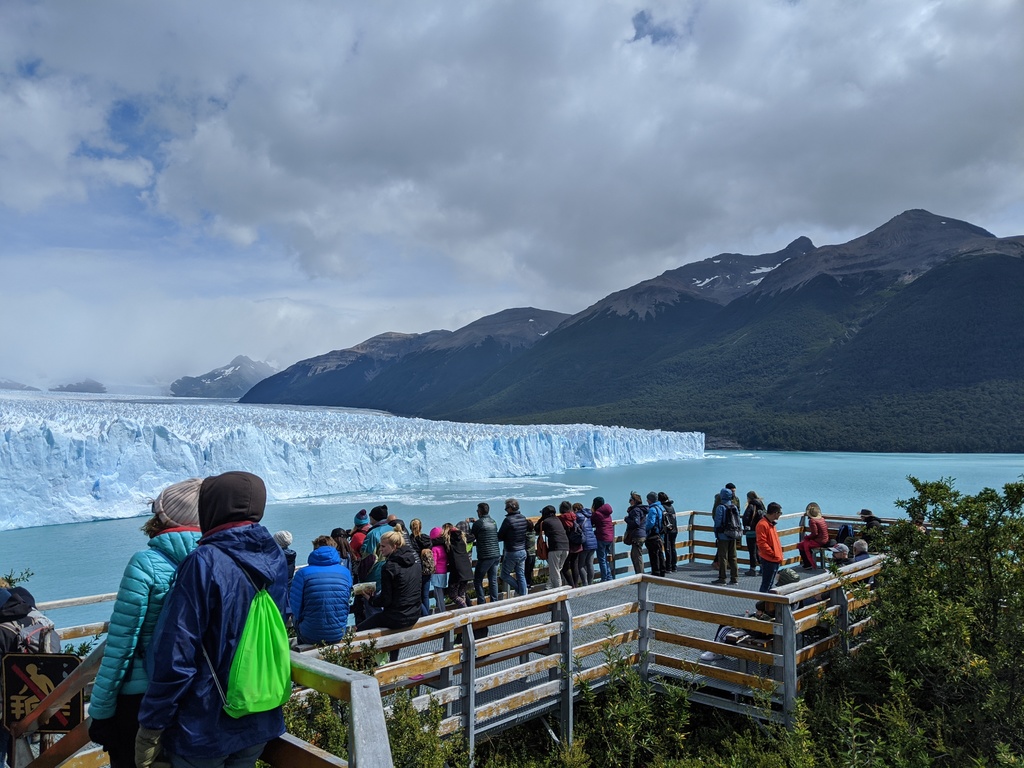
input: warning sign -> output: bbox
[2,653,83,733]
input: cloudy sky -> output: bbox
[2,1,1022,389]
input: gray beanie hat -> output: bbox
[153,478,203,527]
[273,530,293,549]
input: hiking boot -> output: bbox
[745,569,757,576]
[711,579,727,585]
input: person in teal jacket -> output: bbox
[87,478,203,768]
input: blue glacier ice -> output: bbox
[0,392,703,530]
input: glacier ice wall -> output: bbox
[0,393,703,530]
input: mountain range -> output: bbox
[249,209,1024,451]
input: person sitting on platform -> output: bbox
[852,538,871,562]
[797,502,831,570]
[290,535,353,646]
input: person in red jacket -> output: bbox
[590,497,616,582]
[797,502,831,569]
[756,502,784,593]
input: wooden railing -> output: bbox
[337,556,881,759]
[6,645,393,768]
[20,512,891,766]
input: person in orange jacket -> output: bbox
[756,502,784,593]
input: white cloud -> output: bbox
[0,0,1022,386]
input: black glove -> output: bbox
[87,716,117,747]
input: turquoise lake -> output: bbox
[2,449,1021,631]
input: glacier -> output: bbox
[0,392,703,530]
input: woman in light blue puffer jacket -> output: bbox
[87,479,203,768]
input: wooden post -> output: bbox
[462,622,478,763]
[638,577,651,682]
[559,599,575,747]
[780,602,798,728]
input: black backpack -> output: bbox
[720,503,743,540]
[0,609,61,654]
[567,518,584,547]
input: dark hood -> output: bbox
[199,471,267,532]
[0,588,33,622]
[388,544,418,568]
[201,523,285,587]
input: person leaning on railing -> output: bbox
[135,471,289,768]
[88,478,203,768]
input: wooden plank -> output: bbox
[374,649,462,686]
[652,653,777,691]
[261,733,348,767]
[57,623,108,641]
[654,603,780,635]
[38,594,117,611]
[573,601,638,630]
[651,628,776,666]
[795,634,840,665]
[476,654,561,694]
[475,623,560,658]
[794,605,839,634]
[574,661,613,684]
[473,680,562,723]
[408,684,461,711]
[574,630,639,661]
[438,715,463,736]
[39,746,109,768]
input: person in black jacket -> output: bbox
[535,505,569,588]
[357,531,422,634]
[472,503,500,605]
[497,498,529,596]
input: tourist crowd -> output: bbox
[0,476,882,768]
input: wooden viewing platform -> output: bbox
[11,510,889,767]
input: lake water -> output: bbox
[3,449,1021,631]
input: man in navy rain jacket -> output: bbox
[644,491,667,577]
[135,471,289,768]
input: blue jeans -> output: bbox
[474,556,500,604]
[171,742,265,768]
[501,549,528,596]
[597,540,614,581]
[759,560,780,593]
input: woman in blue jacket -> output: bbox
[88,478,203,768]
[290,535,353,645]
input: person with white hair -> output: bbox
[852,538,871,562]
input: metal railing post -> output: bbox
[638,577,651,682]
[462,621,478,764]
[559,599,574,746]
[780,602,798,728]
[832,581,850,653]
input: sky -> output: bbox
[2,1,1022,390]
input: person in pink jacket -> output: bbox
[797,502,831,569]
[590,497,616,582]
[429,527,449,612]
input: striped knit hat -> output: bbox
[152,478,203,527]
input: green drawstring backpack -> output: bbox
[204,568,292,718]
